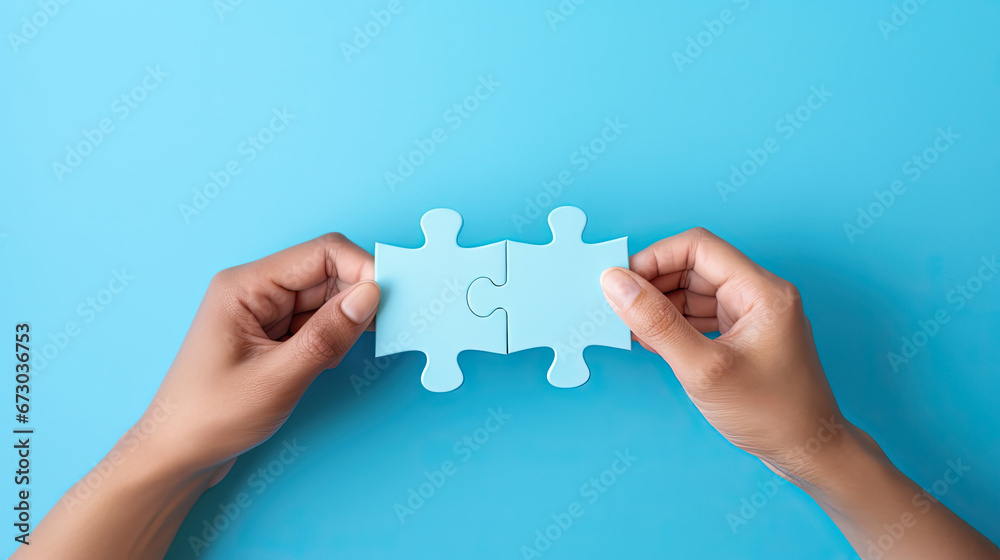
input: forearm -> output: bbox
[796,424,999,560]
[11,426,213,560]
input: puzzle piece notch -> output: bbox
[375,208,507,393]
[467,206,630,389]
[467,276,501,318]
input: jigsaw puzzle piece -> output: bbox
[467,206,630,389]
[375,209,507,393]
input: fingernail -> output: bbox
[341,281,380,324]
[601,268,641,309]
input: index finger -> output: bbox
[629,227,768,314]
[216,233,374,330]
[233,232,374,291]
[632,228,761,280]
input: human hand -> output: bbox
[600,228,845,482]
[600,228,1000,559]
[18,228,997,560]
[144,233,380,482]
[11,233,382,560]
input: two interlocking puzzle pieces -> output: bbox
[374,206,630,392]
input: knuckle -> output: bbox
[299,319,347,365]
[319,232,348,245]
[686,226,718,244]
[207,268,245,315]
[700,348,736,384]
[632,296,681,343]
[210,267,237,288]
[769,281,803,314]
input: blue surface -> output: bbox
[467,206,630,389]
[2,1,999,558]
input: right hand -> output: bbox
[600,228,850,482]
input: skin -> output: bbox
[600,228,1000,560]
[11,229,999,559]
[11,233,382,559]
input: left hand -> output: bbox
[141,232,380,482]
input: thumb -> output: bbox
[274,280,380,381]
[601,267,719,375]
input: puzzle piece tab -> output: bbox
[374,209,507,392]
[467,206,630,388]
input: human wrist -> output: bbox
[781,422,899,507]
[114,430,214,496]
[107,425,216,551]
[122,394,232,482]
[73,423,214,522]
[31,420,216,559]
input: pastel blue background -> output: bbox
[2,1,998,558]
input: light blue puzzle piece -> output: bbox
[375,209,507,393]
[467,206,630,389]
